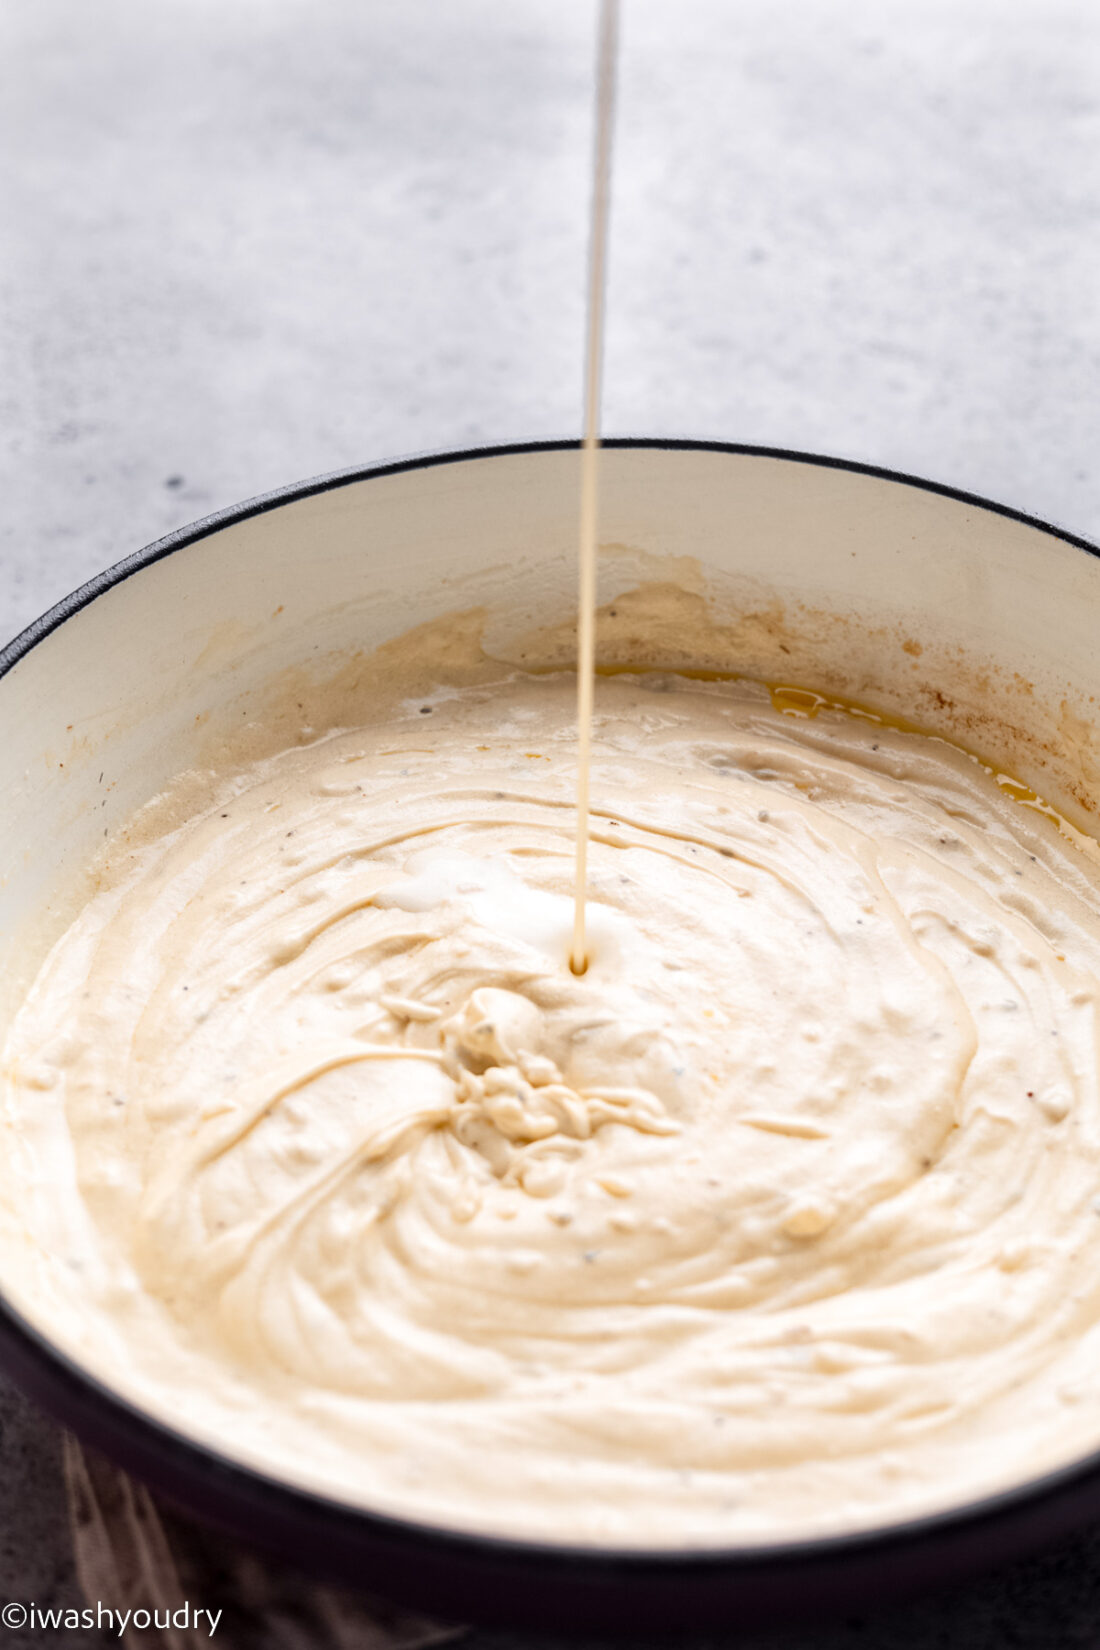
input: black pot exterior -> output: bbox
[8,1292,1100,1634]
[3,441,1100,1633]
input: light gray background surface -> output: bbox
[3,1,1100,1644]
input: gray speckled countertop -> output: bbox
[4,2,1100,1643]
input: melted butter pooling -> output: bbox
[6,663,1100,1544]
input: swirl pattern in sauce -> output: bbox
[5,664,1100,1544]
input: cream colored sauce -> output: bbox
[6,651,1100,1546]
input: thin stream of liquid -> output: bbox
[571,0,619,977]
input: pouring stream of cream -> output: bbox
[571,0,619,976]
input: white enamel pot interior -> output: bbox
[2,440,1100,1630]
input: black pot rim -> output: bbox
[3,435,1100,1595]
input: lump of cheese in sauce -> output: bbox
[5,657,1100,1546]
